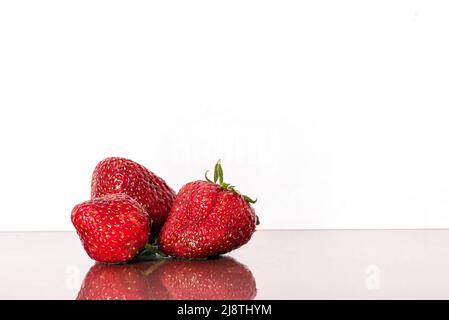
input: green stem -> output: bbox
[206,159,258,205]
[144,244,167,257]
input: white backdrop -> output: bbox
[1,1,449,231]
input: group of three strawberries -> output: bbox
[71,157,259,263]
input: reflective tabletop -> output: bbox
[1,230,449,299]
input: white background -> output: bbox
[1,1,449,231]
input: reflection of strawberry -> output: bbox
[159,257,257,300]
[77,261,167,300]
[76,257,257,300]
[77,263,149,300]
[133,261,171,300]
[159,160,258,258]
[91,157,176,233]
[71,194,149,263]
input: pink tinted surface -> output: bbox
[1,230,449,299]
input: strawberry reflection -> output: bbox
[76,260,168,300]
[77,257,257,300]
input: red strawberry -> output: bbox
[157,257,257,300]
[91,157,176,234]
[77,261,168,300]
[71,194,150,263]
[159,160,258,258]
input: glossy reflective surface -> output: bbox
[1,230,449,299]
[77,257,256,300]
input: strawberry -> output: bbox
[158,257,257,300]
[91,157,176,234]
[159,160,259,259]
[71,194,150,263]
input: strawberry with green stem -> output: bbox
[159,160,259,259]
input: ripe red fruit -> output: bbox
[71,194,150,263]
[91,157,176,233]
[158,257,257,300]
[159,160,259,258]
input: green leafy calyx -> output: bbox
[205,160,260,225]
